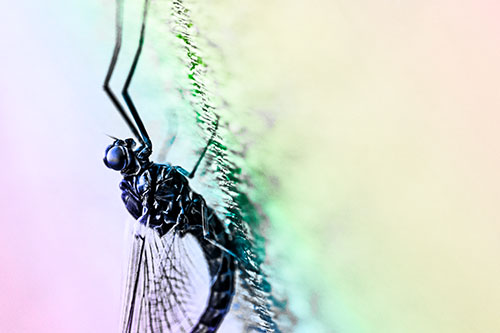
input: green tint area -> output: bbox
[148,0,284,329]
[175,1,500,333]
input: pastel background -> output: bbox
[1,0,499,332]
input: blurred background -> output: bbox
[1,0,500,332]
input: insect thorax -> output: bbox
[120,163,205,237]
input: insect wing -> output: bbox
[121,220,211,333]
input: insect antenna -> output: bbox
[121,0,153,151]
[105,134,119,141]
[103,0,144,145]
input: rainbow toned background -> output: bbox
[1,0,500,332]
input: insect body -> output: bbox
[104,140,236,332]
[102,0,237,331]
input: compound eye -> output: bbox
[104,146,128,171]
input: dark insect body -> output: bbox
[102,0,237,331]
[104,140,236,332]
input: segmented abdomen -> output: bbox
[191,210,236,332]
[193,248,235,332]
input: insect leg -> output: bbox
[202,207,238,260]
[103,0,143,144]
[201,200,209,237]
[203,236,237,260]
[121,0,153,150]
[157,110,178,162]
[188,115,219,179]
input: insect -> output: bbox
[102,0,238,331]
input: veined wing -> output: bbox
[121,220,210,333]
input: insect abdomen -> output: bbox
[192,249,236,333]
[190,206,236,333]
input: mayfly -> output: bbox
[102,0,237,331]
